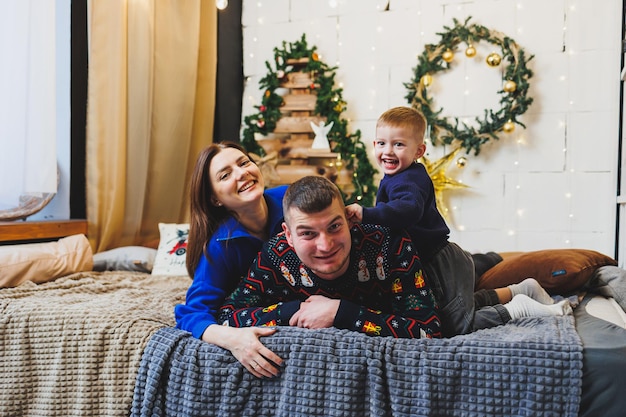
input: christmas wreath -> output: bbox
[405,17,534,155]
[241,34,377,206]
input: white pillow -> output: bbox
[93,246,157,273]
[151,223,190,276]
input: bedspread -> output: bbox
[0,271,186,417]
[132,316,583,417]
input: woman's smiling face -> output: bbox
[208,147,265,210]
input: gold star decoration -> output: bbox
[419,146,469,224]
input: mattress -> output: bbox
[575,293,626,417]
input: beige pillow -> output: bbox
[0,234,93,288]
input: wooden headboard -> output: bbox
[0,219,87,244]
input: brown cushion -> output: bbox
[476,249,617,294]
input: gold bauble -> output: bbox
[421,74,433,87]
[503,120,515,133]
[486,52,502,67]
[456,157,467,167]
[465,45,476,58]
[503,80,517,93]
[442,49,454,63]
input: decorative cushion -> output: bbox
[476,249,618,295]
[93,246,157,273]
[0,234,93,288]
[151,223,190,276]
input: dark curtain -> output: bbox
[616,4,625,259]
[214,0,243,143]
[70,0,88,219]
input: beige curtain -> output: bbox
[86,0,216,252]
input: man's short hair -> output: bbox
[283,176,343,223]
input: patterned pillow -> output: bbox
[151,223,190,276]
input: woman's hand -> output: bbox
[202,324,283,379]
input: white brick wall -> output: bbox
[241,0,623,256]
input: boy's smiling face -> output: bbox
[373,124,426,176]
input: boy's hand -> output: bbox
[345,203,363,225]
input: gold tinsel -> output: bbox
[419,147,469,224]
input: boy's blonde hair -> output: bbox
[376,106,427,143]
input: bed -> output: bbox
[1,235,625,417]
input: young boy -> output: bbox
[346,106,570,337]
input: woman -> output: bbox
[175,142,286,378]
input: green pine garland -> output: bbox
[405,17,534,155]
[241,34,377,206]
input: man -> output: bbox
[219,175,441,339]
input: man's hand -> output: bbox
[289,295,340,329]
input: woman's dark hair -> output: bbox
[186,141,253,277]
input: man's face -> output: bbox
[282,198,352,280]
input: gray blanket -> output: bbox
[131,316,582,417]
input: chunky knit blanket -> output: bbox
[0,271,186,417]
[132,316,583,417]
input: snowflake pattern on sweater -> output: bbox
[220,223,441,338]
